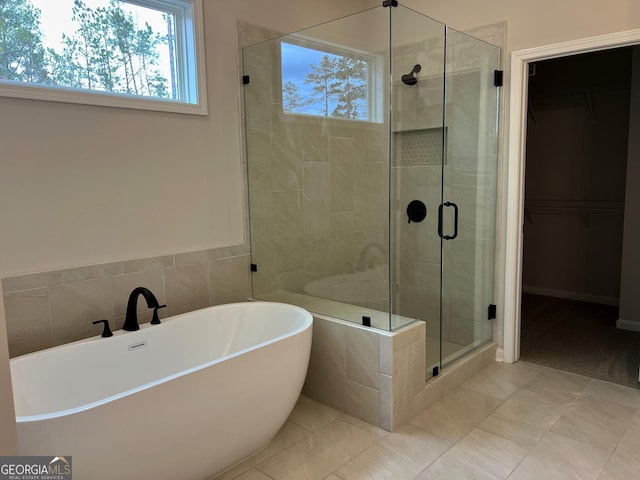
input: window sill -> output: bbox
[0,81,208,116]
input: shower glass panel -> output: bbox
[439,28,500,369]
[242,4,500,375]
[243,7,394,329]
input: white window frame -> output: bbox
[0,0,207,115]
[279,35,383,124]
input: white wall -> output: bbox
[619,46,640,329]
[0,0,369,277]
[388,0,640,52]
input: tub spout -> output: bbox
[123,287,166,331]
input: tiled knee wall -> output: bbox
[303,315,426,431]
[304,314,497,432]
[1,245,251,358]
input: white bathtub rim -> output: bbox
[13,301,312,423]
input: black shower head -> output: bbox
[401,64,422,86]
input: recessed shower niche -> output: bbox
[241,2,500,427]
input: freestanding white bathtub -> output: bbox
[10,301,313,480]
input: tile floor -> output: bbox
[213,361,640,480]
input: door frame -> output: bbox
[502,29,640,363]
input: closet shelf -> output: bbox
[527,84,630,123]
[524,200,625,228]
[529,84,630,103]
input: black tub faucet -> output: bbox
[123,287,166,331]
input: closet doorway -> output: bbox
[520,47,640,387]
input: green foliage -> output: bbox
[0,0,48,82]
[282,80,307,113]
[299,52,367,119]
[59,0,170,97]
[332,56,367,119]
[304,54,339,116]
[0,0,173,99]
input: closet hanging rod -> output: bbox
[524,200,624,213]
[529,84,630,102]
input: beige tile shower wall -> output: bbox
[245,82,390,300]
[1,246,251,358]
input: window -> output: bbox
[0,0,206,114]
[280,38,381,122]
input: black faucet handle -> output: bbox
[151,304,166,325]
[92,319,113,337]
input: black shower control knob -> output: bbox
[407,200,427,223]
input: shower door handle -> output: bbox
[438,202,459,240]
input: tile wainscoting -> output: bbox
[2,244,251,358]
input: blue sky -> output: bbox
[281,41,336,114]
[281,42,330,85]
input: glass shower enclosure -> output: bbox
[242,2,500,379]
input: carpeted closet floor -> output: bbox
[520,293,640,389]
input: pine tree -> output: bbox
[69,0,99,89]
[90,3,119,91]
[106,0,168,97]
[47,42,83,88]
[0,0,48,82]
[108,2,138,94]
[0,0,170,97]
[47,0,169,97]
[304,54,340,116]
[302,53,367,119]
[283,80,306,113]
[332,56,367,119]
[132,21,166,97]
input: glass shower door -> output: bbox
[390,14,500,379]
[439,29,500,369]
[389,6,447,377]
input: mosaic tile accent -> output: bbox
[393,128,445,166]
